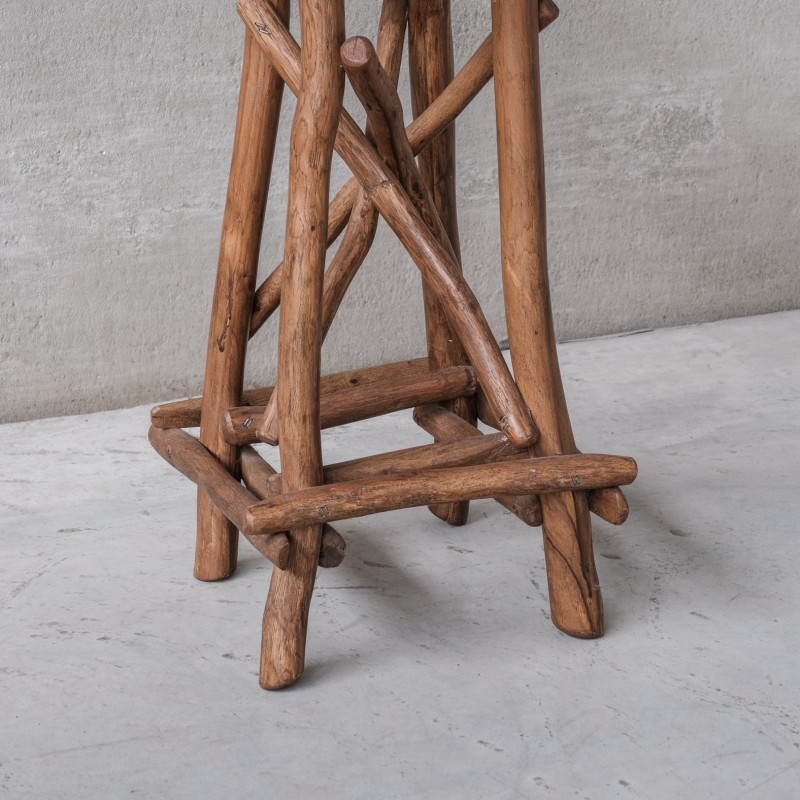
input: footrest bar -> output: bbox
[413,404,543,527]
[245,454,638,536]
[148,426,290,568]
[225,364,477,446]
[240,446,346,568]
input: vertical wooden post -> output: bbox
[196,12,288,581]
[259,0,345,689]
[492,0,603,637]
[408,0,476,526]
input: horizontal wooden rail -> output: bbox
[245,454,638,536]
[148,426,290,569]
[239,446,346,568]
[265,430,521,495]
[225,365,477,446]
[588,485,630,526]
[150,357,430,430]
[413,404,542,527]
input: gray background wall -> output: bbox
[2,1,798,423]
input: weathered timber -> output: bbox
[149,427,290,569]
[240,446,346,567]
[246,455,638,536]
[413,404,543,527]
[226,365,477,446]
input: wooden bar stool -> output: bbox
[149,0,637,690]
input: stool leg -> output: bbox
[196,17,288,581]
[260,0,345,689]
[408,0,477,526]
[492,0,603,637]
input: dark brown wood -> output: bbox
[493,0,604,637]
[239,445,282,499]
[243,0,559,341]
[413,404,543,527]
[259,0,346,691]
[317,531,348,570]
[149,427,291,569]
[240,446,347,567]
[195,14,288,582]
[539,0,560,28]
[226,365,477,446]
[325,432,518,483]
[150,357,430,430]
[239,0,537,449]
[246,455,637,536]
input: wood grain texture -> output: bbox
[226,365,477,446]
[258,0,346,690]
[265,431,520,494]
[408,0,475,526]
[150,357,431,430]
[149,427,290,569]
[587,486,630,526]
[413,404,543,527]
[493,0,603,637]
[257,0,408,443]
[195,15,288,581]
[239,0,536,448]
[154,0,641,692]
[248,182,358,338]
[246,455,637,536]
[243,0,559,341]
[240,446,346,567]
[473,406,629,527]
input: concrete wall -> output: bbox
[2,1,798,423]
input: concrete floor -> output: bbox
[1,310,799,799]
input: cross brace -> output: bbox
[149,0,637,690]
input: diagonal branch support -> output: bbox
[239,0,537,449]
[245,0,560,340]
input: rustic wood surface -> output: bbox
[243,0,558,341]
[493,0,604,638]
[195,14,288,582]
[413,404,543,527]
[257,0,408,443]
[471,406,629,527]
[150,357,431,430]
[227,365,476,446]
[240,445,346,567]
[151,0,642,691]
[246,454,637,536]
[239,0,537,449]
[587,486,630,526]
[265,431,520,494]
[408,0,476,525]
[149,427,290,569]
[258,0,346,690]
